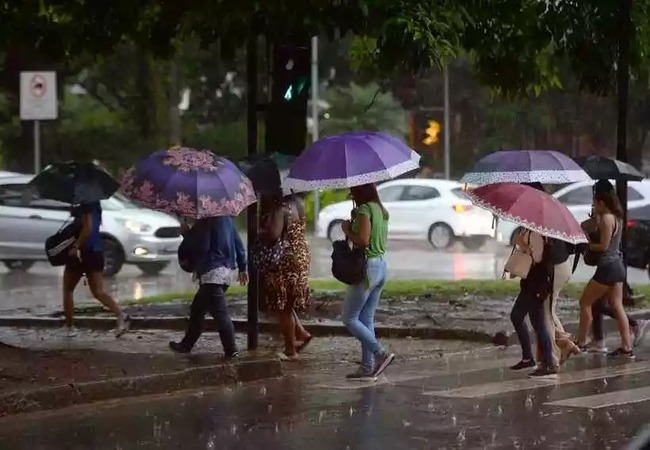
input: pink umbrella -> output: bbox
[466,182,588,244]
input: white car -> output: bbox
[0,175,183,276]
[316,178,495,249]
[496,179,650,244]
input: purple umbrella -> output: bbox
[284,131,421,192]
[120,147,256,218]
[460,150,591,185]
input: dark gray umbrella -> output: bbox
[574,155,644,181]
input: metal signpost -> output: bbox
[19,71,58,173]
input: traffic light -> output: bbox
[423,120,441,145]
[274,45,310,103]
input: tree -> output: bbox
[320,82,407,137]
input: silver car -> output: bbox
[0,175,182,276]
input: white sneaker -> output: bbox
[633,320,649,347]
[115,314,130,338]
[64,327,78,338]
[586,340,608,353]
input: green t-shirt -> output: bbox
[351,202,388,258]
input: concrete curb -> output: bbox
[0,358,281,416]
[1,309,648,346]
[0,315,496,343]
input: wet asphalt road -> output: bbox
[1,238,649,315]
[1,343,649,449]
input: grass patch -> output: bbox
[124,279,650,306]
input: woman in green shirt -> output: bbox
[341,183,395,380]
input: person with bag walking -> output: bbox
[340,183,395,380]
[257,190,312,361]
[63,201,129,338]
[575,180,634,358]
[507,227,558,378]
[169,216,247,357]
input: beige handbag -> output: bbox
[503,232,533,279]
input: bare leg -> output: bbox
[293,309,311,341]
[278,310,297,356]
[577,280,610,345]
[609,282,633,351]
[86,271,123,318]
[62,267,82,328]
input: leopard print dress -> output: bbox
[262,205,311,312]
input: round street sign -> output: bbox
[30,75,47,98]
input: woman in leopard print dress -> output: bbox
[259,192,312,360]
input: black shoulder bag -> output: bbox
[331,203,372,285]
[45,217,83,267]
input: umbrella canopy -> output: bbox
[120,146,256,219]
[574,155,644,181]
[466,182,588,244]
[284,131,421,192]
[30,161,119,204]
[461,150,591,185]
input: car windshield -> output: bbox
[451,187,469,199]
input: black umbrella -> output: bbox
[574,155,644,181]
[29,161,119,204]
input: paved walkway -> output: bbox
[0,336,649,449]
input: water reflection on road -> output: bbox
[0,238,647,314]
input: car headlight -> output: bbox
[120,219,152,233]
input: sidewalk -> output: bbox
[11,294,649,344]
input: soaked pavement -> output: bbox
[0,341,649,449]
[2,238,649,316]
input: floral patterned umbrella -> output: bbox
[120,147,256,218]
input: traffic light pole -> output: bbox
[443,64,451,180]
[311,36,320,224]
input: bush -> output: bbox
[303,189,349,225]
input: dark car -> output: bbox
[625,204,650,270]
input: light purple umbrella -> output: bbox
[460,150,591,185]
[284,131,421,192]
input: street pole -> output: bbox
[443,64,451,180]
[33,120,41,173]
[311,36,320,225]
[246,34,259,350]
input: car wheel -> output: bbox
[136,262,170,276]
[2,260,35,272]
[102,238,125,277]
[462,236,488,251]
[327,220,345,242]
[428,223,454,250]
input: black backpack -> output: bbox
[331,239,366,285]
[177,220,208,273]
[45,219,82,266]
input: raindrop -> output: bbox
[206,438,215,449]
[349,407,355,417]
[451,415,457,427]
[427,402,436,412]
[473,402,479,412]
[491,430,497,445]
[579,426,587,436]
[318,411,325,423]
[602,378,608,387]
[237,381,243,387]
[275,423,279,433]
[525,395,533,411]
[605,412,613,423]
[268,404,273,414]
[402,419,411,428]
[260,386,267,396]
[495,404,503,417]
[230,424,238,435]
[457,429,466,444]
[588,409,595,420]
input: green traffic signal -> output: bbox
[284,76,308,101]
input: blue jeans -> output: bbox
[342,257,388,371]
[510,288,553,366]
